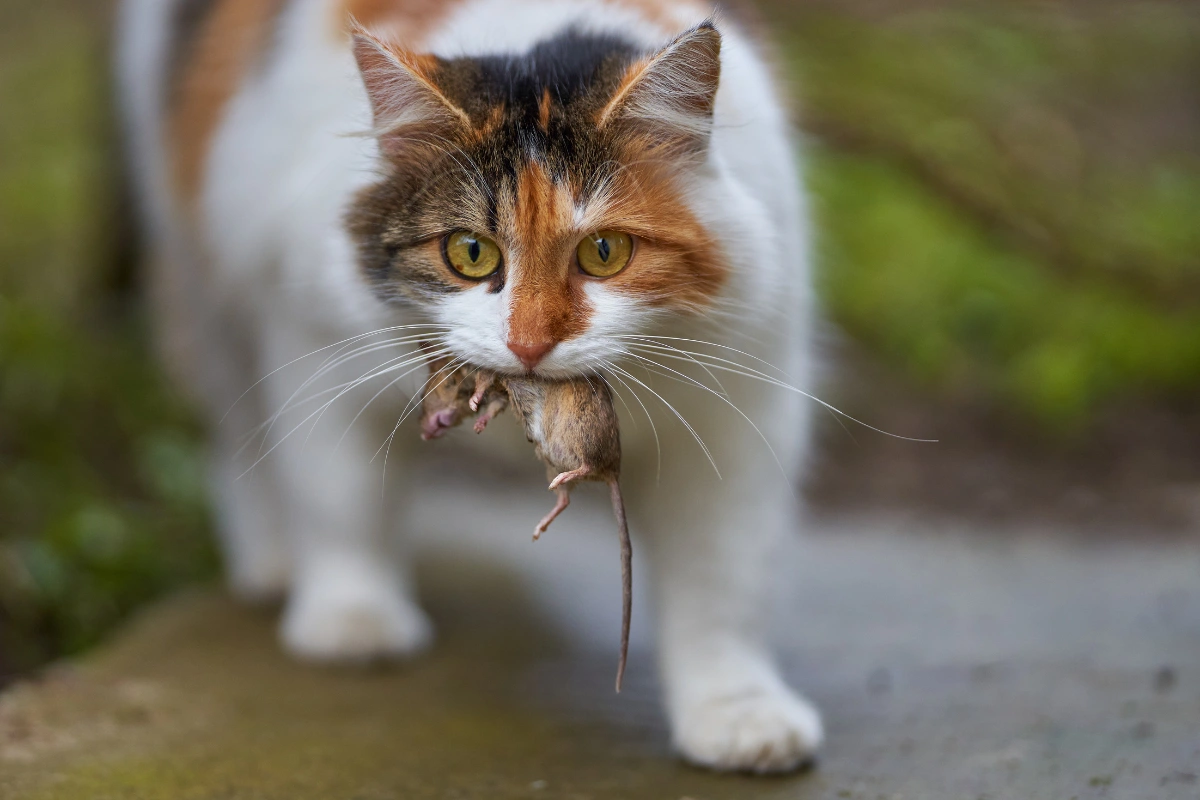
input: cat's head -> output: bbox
[347,22,729,378]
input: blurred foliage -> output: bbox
[0,0,1198,675]
[0,2,216,680]
[0,303,216,675]
[810,149,1200,426]
[773,0,1200,425]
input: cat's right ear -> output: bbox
[597,22,722,157]
[351,26,470,160]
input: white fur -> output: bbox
[117,0,819,772]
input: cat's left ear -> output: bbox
[598,22,722,156]
[351,25,471,160]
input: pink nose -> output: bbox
[508,340,554,371]
[421,408,459,440]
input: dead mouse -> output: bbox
[419,360,632,692]
[476,373,631,693]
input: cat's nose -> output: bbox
[508,340,554,371]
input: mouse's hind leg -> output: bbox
[533,487,570,541]
[548,466,590,490]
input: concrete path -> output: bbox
[2,478,1198,799]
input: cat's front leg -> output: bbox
[630,380,822,773]
[261,327,432,663]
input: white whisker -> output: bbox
[607,363,720,479]
[597,360,662,484]
[221,323,449,424]
[625,352,792,492]
[623,343,937,444]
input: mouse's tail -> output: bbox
[609,479,631,693]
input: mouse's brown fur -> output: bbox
[418,357,632,692]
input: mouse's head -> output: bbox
[419,349,472,440]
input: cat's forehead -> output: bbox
[436,29,640,120]
[428,29,644,183]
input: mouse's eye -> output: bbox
[577,231,633,278]
[444,231,502,279]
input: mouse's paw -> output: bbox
[281,570,433,663]
[671,680,822,774]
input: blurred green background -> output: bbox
[0,0,1197,681]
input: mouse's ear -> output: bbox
[417,341,451,373]
[596,22,722,157]
[351,24,471,161]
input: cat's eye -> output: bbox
[577,231,633,278]
[444,231,502,279]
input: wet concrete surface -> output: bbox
[2,477,1199,799]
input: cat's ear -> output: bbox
[351,26,470,160]
[598,22,722,156]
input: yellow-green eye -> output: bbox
[444,231,502,279]
[577,231,633,278]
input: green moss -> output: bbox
[0,302,217,673]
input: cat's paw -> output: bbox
[672,684,823,774]
[281,577,433,663]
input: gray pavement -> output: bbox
[2,477,1198,799]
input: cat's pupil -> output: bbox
[468,239,481,262]
[596,237,611,262]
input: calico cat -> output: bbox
[117,0,820,772]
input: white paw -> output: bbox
[281,578,433,663]
[673,684,823,774]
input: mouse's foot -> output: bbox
[469,371,492,411]
[473,397,508,433]
[548,466,590,491]
[533,488,570,540]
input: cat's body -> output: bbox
[118,0,820,772]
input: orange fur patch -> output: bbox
[473,103,507,142]
[537,87,553,133]
[506,162,590,349]
[338,0,458,42]
[589,145,729,309]
[169,0,285,204]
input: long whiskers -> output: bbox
[595,357,662,484]
[624,352,792,492]
[263,333,447,439]
[375,355,469,490]
[237,346,453,478]
[620,339,937,444]
[222,323,449,425]
[604,362,721,478]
